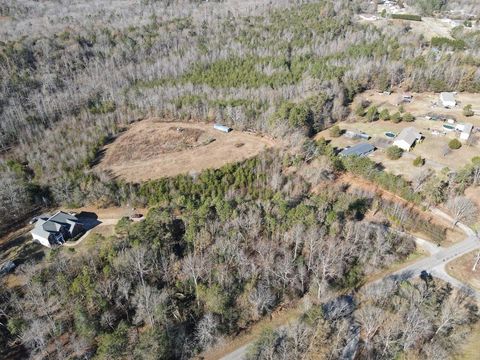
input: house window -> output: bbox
[55,233,64,243]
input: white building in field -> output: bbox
[457,123,473,141]
[393,127,422,151]
[440,92,456,108]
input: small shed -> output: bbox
[214,124,232,133]
[344,130,357,139]
[344,131,370,140]
[440,92,456,108]
[339,143,375,157]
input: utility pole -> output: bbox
[472,249,480,272]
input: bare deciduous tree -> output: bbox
[195,313,220,350]
[446,195,479,227]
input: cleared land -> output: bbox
[317,90,480,180]
[97,120,275,182]
[366,16,459,40]
[360,2,475,41]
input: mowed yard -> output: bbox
[317,90,480,180]
[96,119,276,182]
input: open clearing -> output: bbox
[317,90,480,180]
[359,15,457,40]
[359,1,477,41]
[97,119,275,182]
[446,250,480,291]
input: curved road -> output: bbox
[219,209,480,360]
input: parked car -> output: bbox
[29,216,38,225]
[0,261,16,276]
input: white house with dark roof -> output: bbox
[31,211,84,247]
[393,127,422,151]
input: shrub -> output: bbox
[463,104,474,117]
[386,146,403,160]
[329,125,342,137]
[365,106,379,122]
[398,105,405,114]
[379,109,390,121]
[391,112,402,123]
[355,103,366,117]
[391,14,422,21]
[403,113,415,122]
[431,37,466,50]
[448,139,462,150]
[413,156,425,167]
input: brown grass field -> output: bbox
[446,250,480,291]
[97,119,276,182]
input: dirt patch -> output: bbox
[97,119,276,182]
[64,206,144,220]
[446,250,480,291]
[103,125,210,164]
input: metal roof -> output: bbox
[340,143,375,157]
[463,123,473,133]
[440,92,455,102]
[394,127,421,146]
[31,211,80,240]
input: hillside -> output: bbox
[1,0,480,359]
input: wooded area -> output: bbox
[1,0,480,230]
[1,0,480,358]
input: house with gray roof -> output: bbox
[393,127,422,151]
[339,143,375,157]
[31,211,84,247]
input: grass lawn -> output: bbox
[446,250,480,291]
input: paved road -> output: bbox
[391,235,480,280]
[219,209,480,360]
[220,345,250,360]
